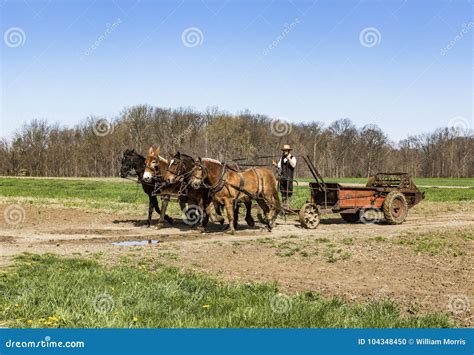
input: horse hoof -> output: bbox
[246,218,255,227]
[165,216,174,224]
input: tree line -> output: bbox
[0,105,472,178]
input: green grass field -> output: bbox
[0,177,473,213]
[0,254,452,328]
[0,177,471,328]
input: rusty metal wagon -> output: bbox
[298,156,424,229]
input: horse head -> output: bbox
[120,149,144,178]
[189,157,208,189]
[165,152,196,185]
[143,146,160,183]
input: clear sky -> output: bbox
[1,0,472,141]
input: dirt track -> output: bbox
[0,202,473,326]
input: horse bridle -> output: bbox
[192,160,228,193]
[167,158,196,182]
[120,155,157,186]
[144,156,165,181]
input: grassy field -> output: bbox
[0,254,453,328]
[0,177,471,328]
[0,177,473,213]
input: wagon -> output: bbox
[298,156,424,229]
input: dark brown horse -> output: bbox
[119,149,173,226]
[164,152,255,229]
[143,146,212,230]
[189,158,281,234]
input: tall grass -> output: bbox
[0,254,452,328]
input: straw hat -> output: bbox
[281,144,292,151]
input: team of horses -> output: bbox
[120,147,281,234]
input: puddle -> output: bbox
[112,240,160,246]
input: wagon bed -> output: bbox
[297,156,424,229]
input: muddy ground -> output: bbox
[0,202,472,326]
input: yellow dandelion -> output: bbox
[133,317,139,322]
[202,304,210,309]
[27,320,33,325]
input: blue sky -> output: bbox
[1,0,472,141]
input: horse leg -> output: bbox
[256,198,272,231]
[157,195,170,229]
[154,196,173,225]
[268,188,282,226]
[198,197,208,232]
[224,200,235,234]
[146,196,154,227]
[178,197,187,213]
[210,202,225,225]
[233,201,240,229]
[244,200,255,227]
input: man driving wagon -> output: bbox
[273,144,297,208]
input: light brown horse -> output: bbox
[164,152,255,229]
[143,146,213,230]
[143,146,187,228]
[189,158,281,234]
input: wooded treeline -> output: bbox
[0,105,472,178]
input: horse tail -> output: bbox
[272,175,281,211]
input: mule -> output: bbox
[189,158,281,234]
[119,149,173,226]
[164,152,256,229]
[143,146,211,230]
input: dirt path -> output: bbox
[1,202,473,326]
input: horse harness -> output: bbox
[207,163,265,204]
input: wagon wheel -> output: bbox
[340,211,360,223]
[383,191,408,225]
[299,203,320,229]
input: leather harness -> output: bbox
[212,164,265,203]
